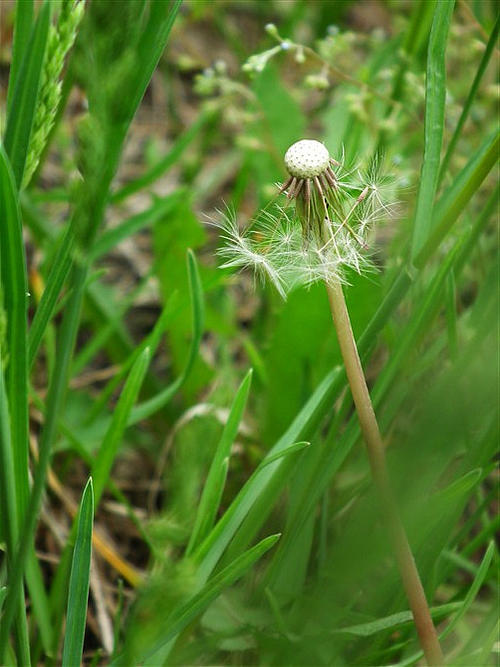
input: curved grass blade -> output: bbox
[410,0,455,261]
[61,478,95,667]
[187,369,253,556]
[3,1,50,188]
[92,347,151,506]
[129,249,204,424]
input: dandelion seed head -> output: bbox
[213,141,397,298]
[284,139,330,178]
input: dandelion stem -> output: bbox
[326,280,444,666]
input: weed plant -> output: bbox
[0,1,498,665]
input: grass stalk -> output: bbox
[326,279,444,666]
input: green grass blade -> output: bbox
[90,190,185,261]
[187,369,254,555]
[416,129,499,267]
[28,219,76,368]
[397,542,495,666]
[334,602,461,637]
[192,369,339,583]
[61,478,95,667]
[410,0,455,261]
[111,111,210,203]
[0,145,29,521]
[140,534,280,664]
[92,347,151,506]
[438,14,500,186]
[6,0,34,112]
[0,351,30,666]
[129,249,204,424]
[3,1,50,188]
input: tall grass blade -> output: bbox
[438,14,500,186]
[129,249,204,423]
[410,0,455,261]
[92,347,151,506]
[187,369,253,555]
[3,2,50,188]
[61,478,95,667]
[6,0,34,112]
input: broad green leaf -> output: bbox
[61,478,95,667]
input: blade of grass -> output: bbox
[129,249,204,424]
[92,347,151,506]
[3,1,50,188]
[415,129,499,267]
[90,190,186,261]
[187,369,254,555]
[6,0,34,112]
[438,14,500,186]
[80,288,178,417]
[111,111,211,203]
[397,542,495,666]
[0,351,30,666]
[334,602,461,637]
[61,478,94,667]
[28,218,76,368]
[0,145,30,523]
[192,368,340,584]
[410,0,455,261]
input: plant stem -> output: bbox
[326,279,444,666]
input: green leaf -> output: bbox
[129,249,205,423]
[410,0,455,260]
[92,347,151,506]
[61,478,95,667]
[3,1,50,188]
